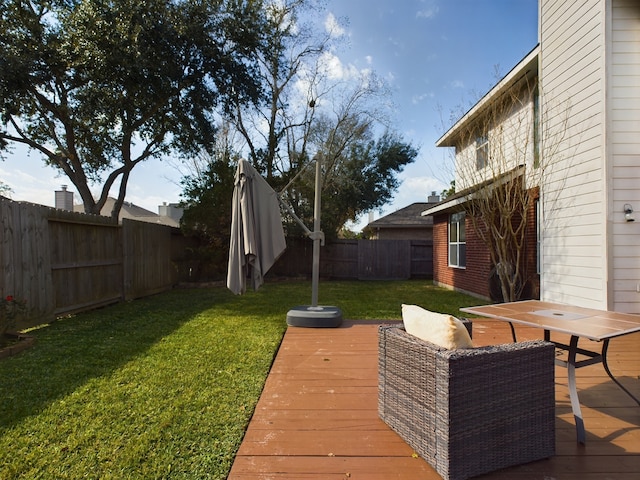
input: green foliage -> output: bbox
[0,0,264,217]
[284,128,417,239]
[0,281,482,479]
[441,179,456,199]
[180,149,238,280]
[0,180,12,197]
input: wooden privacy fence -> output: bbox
[271,238,433,280]
[1,196,433,328]
[1,198,187,329]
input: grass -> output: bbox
[0,280,483,479]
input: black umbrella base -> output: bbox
[286,306,343,328]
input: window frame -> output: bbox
[533,85,540,169]
[448,211,466,268]
[475,134,489,170]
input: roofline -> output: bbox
[421,165,526,217]
[436,45,540,147]
[420,196,466,216]
[367,223,432,229]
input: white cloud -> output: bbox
[450,80,465,89]
[400,175,446,198]
[318,51,360,80]
[411,92,435,104]
[417,8,439,19]
[416,1,439,19]
[325,12,345,38]
[386,71,396,84]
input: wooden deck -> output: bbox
[228,319,640,479]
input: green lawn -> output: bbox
[0,280,483,479]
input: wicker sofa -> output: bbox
[378,324,555,480]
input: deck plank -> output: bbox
[228,319,640,479]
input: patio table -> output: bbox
[460,300,640,444]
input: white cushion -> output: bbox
[402,304,473,350]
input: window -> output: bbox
[476,135,489,170]
[449,212,466,268]
[533,86,540,168]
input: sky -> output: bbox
[0,0,539,231]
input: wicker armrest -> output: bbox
[378,325,555,480]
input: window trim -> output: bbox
[475,134,489,170]
[448,211,466,269]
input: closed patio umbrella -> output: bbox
[227,159,286,295]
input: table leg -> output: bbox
[566,335,586,444]
[508,321,517,342]
[601,339,640,406]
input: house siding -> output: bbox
[539,0,609,309]
[433,0,638,312]
[610,0,640,312]
[454,85,537,192]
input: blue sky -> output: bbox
[0,0,538,230]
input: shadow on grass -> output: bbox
[0,279,484,434]
[0,288,231,431]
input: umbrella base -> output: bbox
[286,306,343,328]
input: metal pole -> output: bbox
[311,154,322,307]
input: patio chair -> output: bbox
[378,324,555,480]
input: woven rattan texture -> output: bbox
[378,325,555,480]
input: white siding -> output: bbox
[438,0,639,312]
[539,0,608,308]
[540,0,640,313]
[454,89,536,192]
[610,0,640,313]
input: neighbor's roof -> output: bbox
[74,197,180,227]
[367,202,434,229]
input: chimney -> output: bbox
[55,185,74,211]
[427,191,440,203]
[158,202,184,222]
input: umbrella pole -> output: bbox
[311,154,321,307]
[285,153,342,328]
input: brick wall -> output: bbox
[433,213,492,298]
[432,188,539,300]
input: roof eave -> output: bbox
[421,165,526,217]
[420,196,466,216]
[436,45,540,148]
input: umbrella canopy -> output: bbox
[227,159,287,294]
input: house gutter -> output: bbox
[420,196,467,216]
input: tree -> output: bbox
[179,129,239,280]
[450,76,569,302]
[0,0,264,219]
[220,0,415,238]
[286,117,417,239]
[441,180,455,199]
[228,0,330,188]
[0,180,12,197]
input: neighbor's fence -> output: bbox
[272,238,433,280]
[1,197,188,329]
